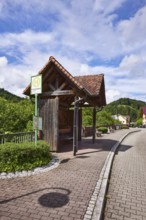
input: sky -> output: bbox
[0,0,146,103]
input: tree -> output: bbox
[82,107,92,126]
[96,111,114,127]
[136,118,142,127]
[0,98,8,133]
[0,97,34,133]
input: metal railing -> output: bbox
[0,132,35,144]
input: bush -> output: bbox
[121,125,129,129]
[97,127,108,133]
[0,141,52,172]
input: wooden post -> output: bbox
[73,96,78,156]
[92,107,96,143]
[78,109,82,141]
[76,101,79,152]
[54,96,59,151]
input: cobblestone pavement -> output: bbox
[103,129,146,220]
[0,130,128,220]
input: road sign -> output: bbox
[31,75,42,95]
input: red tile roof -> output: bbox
[23,56,106,106]
[23,56,84,95]
[142,106,146,115]
[49,57,104,97]
[74,74,104,96]
[48,56,84,90]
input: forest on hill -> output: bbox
[0,88,23,102]
[103,98,146,122]
[0,89,145,133]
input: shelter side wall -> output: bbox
[39,97,59,151]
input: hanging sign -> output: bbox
[31,75,42,95]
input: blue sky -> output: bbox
[0,0,146,103]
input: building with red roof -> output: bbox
[142,106,146,126]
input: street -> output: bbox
[103,129,146,220]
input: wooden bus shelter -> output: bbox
[24,56,106,153]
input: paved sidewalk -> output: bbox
[103,129,146,220]
[0,130,129,220]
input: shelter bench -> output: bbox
[59,128,73,141]
[96,131,102,137]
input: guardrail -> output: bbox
[0,132,35,144]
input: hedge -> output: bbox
[97,127,108,133]
[121,125,129,129]
[0,141,52,172]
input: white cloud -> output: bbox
[0,62,32,96]
[118,6,146,52]
[0,0,146,104]
[106,89,123,103]
[59,56,146,103]
[94,0,126,15]
[119,54,146,77]
[0,30,55,49]
[1,0,146,61]
[0,0,7,18]
[0,51,146,104]
[0,56,8,67]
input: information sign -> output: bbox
[33,116,42,130]
[31,75,42,95]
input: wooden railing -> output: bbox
[0,132,35,144]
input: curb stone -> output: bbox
[83,129,141,220]
[0,155,60,179]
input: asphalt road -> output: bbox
[103,128,146,220]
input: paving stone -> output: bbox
[0,130,130,220]
[103,129,146,220]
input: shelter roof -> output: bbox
[75,74,104,96]
[23,56,106,107]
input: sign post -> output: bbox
[35,93,38,146]
[31,75,42,146]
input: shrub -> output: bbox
[121,125,129,129]
[0,141,52,172]
[97,127,108,133]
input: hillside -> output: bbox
[1,89,146,124]
[0,88,23,102]
[104,98,146,122]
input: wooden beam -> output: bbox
[47,75,68,91]
[42,66,54,82]
[55,76,59,89]
[48,83,56,91]
[58,82,67,90]
[42,90,74,96]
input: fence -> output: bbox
[0,132,35,144]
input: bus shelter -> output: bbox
[24,56,106,153]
